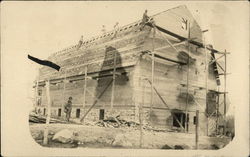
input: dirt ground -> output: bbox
[29,123,231,149]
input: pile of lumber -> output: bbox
[29,113,67,124]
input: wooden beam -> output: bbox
[203,27,209,136]
[139,77,143,148]
[83,66,88,108]
[146,51,186,65]
[147,23,227,55]
[154,41,186,52]
[146,79,185,130]
[155,28,179,53]
[209,54,225,65]
[150,26,156,115]
[211,54,225,72]
[62,72,67,110]
[185,22,191,133]
[80,79,113,122]
[35,79,39,108]
[110,51,117,110]
[216,89,220,134]
[43,80,51,145]
[195,110,199,149]
[224,50,227,135]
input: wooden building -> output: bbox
[35,5,227,135]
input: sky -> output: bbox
[1,2,249,156]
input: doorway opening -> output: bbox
[172,111,189,131]
[58,108,61,117]
[99,109,105,120]
[76,109,81,118]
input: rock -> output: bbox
[112,134,133,147]
[211,143,226,150]
[52,129,76,144]
[31,130,43,140]
[174,145,184,149]
[211,144,220,149]
[161,144,172,149]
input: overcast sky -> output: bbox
[2,1,248,113]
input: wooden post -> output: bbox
[81,80,113,122]
[150,26,156,116]
[62,71,66,112]
[185,22,191,133]
[83,66,88,108]
[216,87,220,135]
[139,77,143,148]
[43,80,51,145]
[203,29,209,136]
[110,51,117,111]
[195,110,199,149]
[224,50,227,135]
[35,79,39,110]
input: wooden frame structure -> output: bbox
[33,6,230,147]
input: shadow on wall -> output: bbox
[94,46,129,108]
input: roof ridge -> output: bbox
[51,5,189,57]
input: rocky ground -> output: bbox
[29,123,231,149]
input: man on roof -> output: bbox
[140,10,150,31]
[77,35,83,49]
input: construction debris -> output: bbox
[95,116,140,128]
[29,113,71,124]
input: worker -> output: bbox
[113,22,119,38]
[140,9,150,31]
[64,97,73,122]
[101,25,106,34]
[77,35,83,49]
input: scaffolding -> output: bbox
[35,18,230,146]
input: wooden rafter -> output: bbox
[209,54,225,65]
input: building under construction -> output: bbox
[34,5,229,136]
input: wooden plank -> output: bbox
[184,22,191,132]
[195,110,199,149]
[150,26,156,114]
[43,80,51,145]
[83,66,88,108]
[110,51,117,110]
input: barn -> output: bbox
[34,5,227,136]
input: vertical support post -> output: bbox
[185,22,191,132]
[216,87,220,135]
[224,50,227,135]
[61,70,67,119]
[195,110,199,149]
[35,79,39,110]
[83,66,88,108]
[43,80,51,145]
[139,77,143,148]
[203,30,209,136]
[150,26,156,116]
[111,51,117,111]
